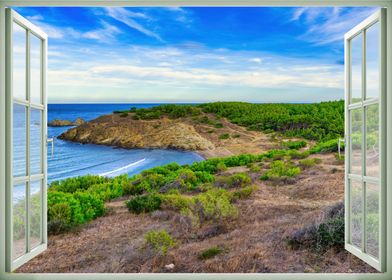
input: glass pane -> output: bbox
[13,182,26,260]
[351,33,362,103]
[30,34,42,104]
[13,22,26,100]
[30,180,42,250]
[31,109,42,175]
[366,22,380,100]
[13,104,26,177]
[366,182,379,258]
[366,104,379,178]
[351,180,362,248]
[350,108,362,175]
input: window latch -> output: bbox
[47,137,54,158]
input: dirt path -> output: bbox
[17,153,375,273]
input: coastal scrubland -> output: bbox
[16,101,376,273]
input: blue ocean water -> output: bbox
[13,104,204,201]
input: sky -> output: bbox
[14,6,379,104]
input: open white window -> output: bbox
[5,9,48,271]
[344,9,386,272]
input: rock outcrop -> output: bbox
[49,118,86,127]
[58,114,214,151]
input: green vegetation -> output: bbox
[200,101,344,141]
[120,112,128,117]
[299,158,322,168]
[126,194,162,214]
[260,160,301,181]
[282,140,307,150]
[219,133,230,140]
[214,173,251,189]
[144,229,176,256]
[199,246,224,260]
[113,101,344,142]
[232,185,258,200]
[286,203,345,252]
[47,175,129,234]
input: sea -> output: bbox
[13,103,204,201]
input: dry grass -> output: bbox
[16,152,376,274]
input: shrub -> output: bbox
[120,112,129,117]
[248,163,261,172]
[199,247,223,260]
[260,160,301,181]
[126,194,162,214]
[144,229,176,256]
[48,191,84,226]
[49,175,108,193]
[232,134,241,138]
[232,185,258,200]
[286,202,344,252]
[219,133,230,140]
[282,140,307,150]
[72,191,105,222]
[299,158,322,168]
[215,173,251,189]
[214,122,224,128]
[287,150,309,159]
[47,202,72,234]
[192,188,238,223]
[216,162,227,172]
[310,139,341,154]
[160,193,194,211]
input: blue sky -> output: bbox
[15,6,378,103]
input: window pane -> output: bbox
[13,23,26,100]
[30,180,42,250]
[366,182,379,258]
[351,180,362,248]
[31,109,42,175]
[13,182,26,260]
[350,108,362,175]
[351,33,362,103]
[366,22,380,100]
[366,104,379,178]
[30,34,42,104]
[13,104,26,177]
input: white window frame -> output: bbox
[0,1,391,280]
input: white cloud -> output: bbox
[249,58,262,64]
[292,7,379,45]
[47,45,343,92]
[103,7,162,42]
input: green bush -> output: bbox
[160,193,194,211]
[287,149,309,159]
[193,188,238,222]
[299,158,322,168]
[72,191,105,222]
[144,229,176,256]
[282,140,307,150]
[48,191,84,226]
[219,133,230,140]
[214,122,224,128]
[260,160,301,181]
[310,139,341,154]
[232,134,241,138]
[232,185,258,200]
[199,247,223,260]
[313,216,344,251]
[248,163,261,172]
[50,175,108,193]
[215,173,251,189]
[120,112,129,117]
[126,194,162,214]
